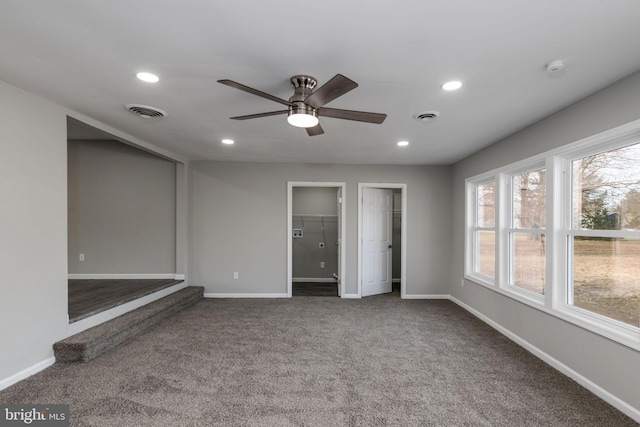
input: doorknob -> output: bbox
[388,244,393,249]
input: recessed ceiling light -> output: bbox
[397,140,409,147]
[442,80,462,91]
[136,72,159,83]
[221,139,234,145]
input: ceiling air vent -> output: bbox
[125,104,167,119]
[413,111,440,122]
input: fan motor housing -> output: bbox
[288,101,317,116]
[289,75,317,102]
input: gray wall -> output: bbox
[0,80,69,382]
[292,187,338,280]
[0,79,187,386]
[451,70,640,413]
[292,187,338,215]
[67,139,176,274]
[4,65,636,417]
[190,162,451,296]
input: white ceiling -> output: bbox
[2,1,640,165]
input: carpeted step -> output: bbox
[54,286,204,363]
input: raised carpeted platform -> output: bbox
[54,286,204,362]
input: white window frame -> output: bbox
[465,178,497,287]
[464,118,640,351]
[503,163,547,304]
[555,141,640,343]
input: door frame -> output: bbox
[358,183,407,298]
[287,182,347,298]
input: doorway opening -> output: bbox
[358,183,406,298]
[287,182,346,298]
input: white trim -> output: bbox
[292,278,338,283]
[358,183,407,299]
[340,294,361,299]
[403,294,451,300]
[204,293,289,298]
[67,282,188,334]
[0,357,56,392]
[68,274,179,280]
[287,182,347,299]
[450,296,640,424]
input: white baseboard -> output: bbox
[204,293,290,298]
[292,278,337,283]
[68,274,181,280]
[0,357,55,392]
[449,296,640,424]
[340,294,361,299]
[403,294,451,300]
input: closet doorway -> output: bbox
[287,182,346,297]
[358,183,406,298]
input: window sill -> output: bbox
[463,275,640,352]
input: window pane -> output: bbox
[572,143,640,230]
[477,182,495,228]
[511,232,545,294]
[513,169,546,229]
[572,237,640,328]
[476,230,495,278]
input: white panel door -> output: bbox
[362,187,393,297]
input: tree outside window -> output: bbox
[571,142,640,328]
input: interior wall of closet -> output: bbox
[291,187,339,282]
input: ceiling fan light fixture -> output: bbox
[287,113,319,128]
[218,74,386,136]
[287,104,319,128]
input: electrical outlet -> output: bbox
[233,272,239,280]
[79,253,85,261]
[320,262,325,268]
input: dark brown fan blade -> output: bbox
[304,74,358,109]
[306,123,325,136]
[218,79,293,107]
[318,107,387,124]
[229,110,288,120]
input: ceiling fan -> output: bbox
[217,74,387,136]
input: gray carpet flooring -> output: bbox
[1,295,636,426]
